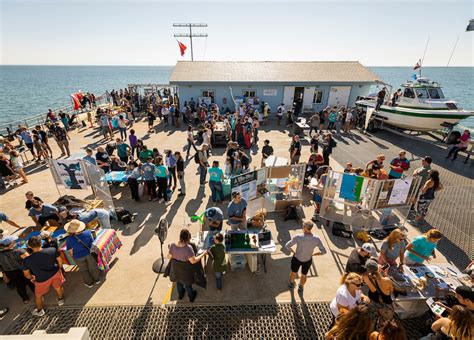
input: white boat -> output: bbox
[356,77,474,131]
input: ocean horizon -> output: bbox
[0,65,473,129]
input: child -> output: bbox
[9,150,28,183]
[344,162,353,173]
[209,233,227,292]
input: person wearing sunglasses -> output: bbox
[330,272,369,317]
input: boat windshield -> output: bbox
[415,88,429,99]
[427,88,445,99]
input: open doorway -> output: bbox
[293,87,304,114]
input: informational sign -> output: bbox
[388,178,413,206]
[263,89,278,96]
[52,159,87,189]
[230,169,265,202]
[198,97,212,106]
[339,174,364,202]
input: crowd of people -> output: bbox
[0,89,472,339]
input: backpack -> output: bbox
[115,207,133,224]
[241,154,250,167]
[194,151,201,164]
[284,205,298,221]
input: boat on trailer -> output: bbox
[356,77,474,132]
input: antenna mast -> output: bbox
[173,23,208,61]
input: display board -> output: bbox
[230,169,266,202]
[51,159,88,189]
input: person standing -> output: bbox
[415,170,443,225]
[95,147,110,173]
[261,140,274,167]
[165,150,177,190]
[412,156,432,188]
[0,235,35,303]
[22,235,65,317]
[141,157,157,201]
[127,161,141,201]
[321,132,337,166]
[276,103,285,126]
[35,125,53,158]
[154,156,169,204]
[289,135,302,165]
[378,228,406,268]
[209,233,227,292]
[50,122,71,157]
[128,129,138,159]
[186,125,197,157]
[116,138,130,163]
[64,220,101,288]
[117,115,127,140]
[197,144,209,187]
[308,113,320,137]
[391,89,402,107]
[19,127,36,159]
[327,108,337,131]
[388,151,410,179]
[82,148,97,165]
[227,192,247,230]
[285,220,326,293]
[376,87,387,111]
[175,152,186,197]
[208,161,225,203]
[345,243,375,274]
[404,229,443,265]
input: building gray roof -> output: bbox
[170,61,380,83]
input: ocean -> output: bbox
[0,66,473,129]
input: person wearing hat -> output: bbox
[22,235,65,317]
[0,235,35,304]
[64,219,101,288]
[345,243,377,274]
[203,207,224,232]
[227,192,247,230]
[0,212,23,230]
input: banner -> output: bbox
[52,159,87,189]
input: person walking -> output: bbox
[197,144,209,187]
[285,220,326,293]
[175,152,186,197]
[64,219,101,288]
[129,129,138,159]
[22,236,65,317]
[186,125,197,157]
[35,125,53,157]
[321,132,337,166]
[208,160,225,203]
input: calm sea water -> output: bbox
[0,66,472,129]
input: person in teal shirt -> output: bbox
[404,229,443,265]
[208,160,225,203]
[154,156,169,203]
[116,138,130,163]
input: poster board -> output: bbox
[263,89,278,96]
[198,97,212,106]
[230,169,266,203]
[52,159,88,189]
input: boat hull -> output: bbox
[356,100,473,131]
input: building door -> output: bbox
[327,86,352,107]
[293,87,305,114]
[283,86,295,108]
[303,87,316,111]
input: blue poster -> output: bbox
[340,174,363,202]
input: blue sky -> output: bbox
[1,0,472,66]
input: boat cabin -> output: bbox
[398,78,457,109]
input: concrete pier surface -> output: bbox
[1,116,470,337]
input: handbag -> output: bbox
[74,234,99,261]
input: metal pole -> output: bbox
[189,24,194,61]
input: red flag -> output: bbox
[70,92,83,110]
[177,40,187,56]
[413,60,421,70]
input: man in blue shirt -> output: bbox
[82,148,97,165]
[64,219,100,288]
[28,201,59,227]
[208,161,225,203]
[227,192,247,230]
[19,127,36,158]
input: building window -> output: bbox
[313,90,323,104]
[201,90,215,102]
[243,89,257,98]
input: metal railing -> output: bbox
[0,93,108,136]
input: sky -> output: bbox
[1,0,473,66]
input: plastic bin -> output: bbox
[229,254,247,271]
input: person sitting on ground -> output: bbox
[430,305,473,339]
[209,233,227,293]
[446,130,471,161]
[345,243,376,274]
[64,219,101,288]
[28,200,60,228]
[203,207,224,232]
[378,228,406,268]
[330,272,370,317]
[22,235,65,317]
[369,320,407,340]
[285,220,326,293]
[326,304,373,340]
[404,229,443,265]
[227,192,247,230]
